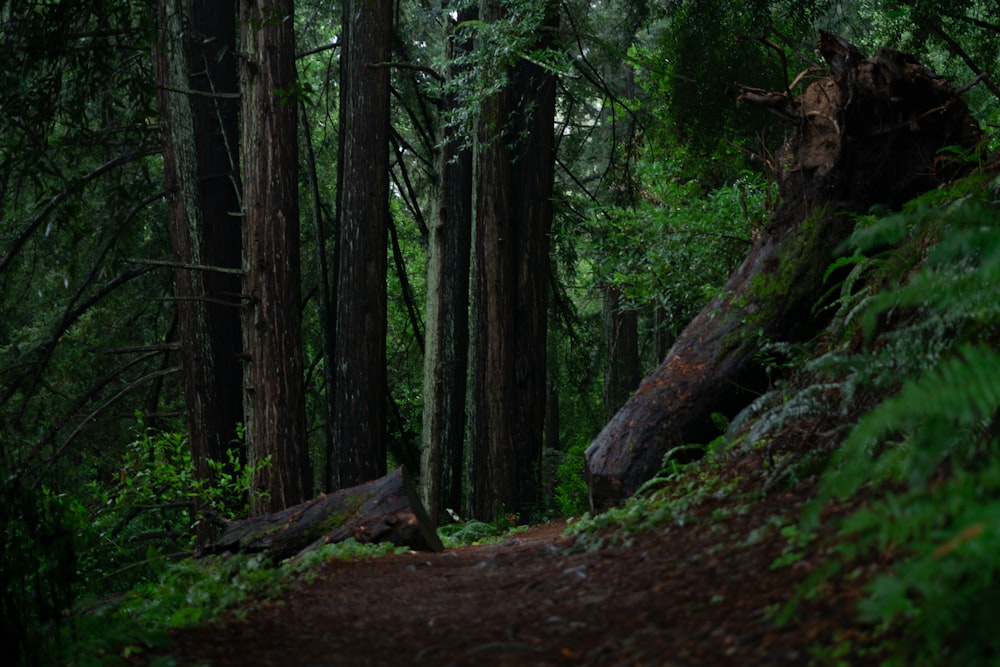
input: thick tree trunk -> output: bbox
[240,0,311,514]
[331,0,393,490]
[421,5,475,522]
[201,467,443,562]
[153,0,243,541]
[585,34,984,510]
[421,6,475,524]
[468,0,559,521]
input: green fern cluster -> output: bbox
[565,456,738,550]
[800,171,1000,664]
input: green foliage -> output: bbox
[62,538,407,665]
[784,171,1000,663]
[635,0,827,155]
[553,438,590,516]
[117,417,263,518]
[0,470,80,665]
[585,148,766,332]
[438,0,568,143]
[566,455,737,550]
[437,512,527,548]
[78,417,267,597]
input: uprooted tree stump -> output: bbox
[200,467,443,562]
[585,31,984,511]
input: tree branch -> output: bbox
[297,40,340,59]
[367,61,444,82]
[127,257,246,275]
[919,16,1000,103]
[0,155,137,276]
[388,217,425,353]
[157,84,241,99]
[31,367,182,488]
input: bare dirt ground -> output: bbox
[153,451,885,667]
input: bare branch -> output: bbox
[367,61,444,82]
[127,257,245,275]
[157,84,241,99]
[0,155,137,275]
[31,366,182,488]
[297,40,340,60]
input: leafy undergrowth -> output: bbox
[58,165,1000,666]
[56,508,535,665]
[568,165,1000,664]
[60,538,415,666]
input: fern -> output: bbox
[798,172,1000,663]
[817,343,1000,506]
[847,461,1000,667]
[817,254,877,342]
[856,198,1000,340]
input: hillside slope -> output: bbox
[149,167,1000,666]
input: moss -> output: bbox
[718,209,833,359]
[743,211,826,317]
[303,491,373,542]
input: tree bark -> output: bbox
[468,0,559,520]
[421,5,475,524]
[240,0,312,514]
[331,0,393,490]
[603,285,640,418]
[152,0,243,541]
[201,467,443,562]
[585,34,985,510]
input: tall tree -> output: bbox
[420,4,475,523]
[240,0,311,513]
[468,0,560,520]
[152,0,244,533]
[331,0,393,488]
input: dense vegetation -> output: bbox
[1,0,997,664]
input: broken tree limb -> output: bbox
[585,34,984,511]
[200,467,443,561]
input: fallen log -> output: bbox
[200,467,443,561]
[585,32,984,510]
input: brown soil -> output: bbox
[153,452,885,667]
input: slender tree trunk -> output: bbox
[421,5,474,524]
[300,104,338,494]
[654,306,676,364]
[331,0,392,489]
[468,0,559,520]
[153,0,243,537]
[240,0,311,514]
[602,285,639,418]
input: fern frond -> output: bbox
[821,343,1000,504]
[857,198,1000,340]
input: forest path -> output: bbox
[155,464,877,667]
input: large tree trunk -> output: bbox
[330,0,393,490]
[468,0,559,520]
[585,34,984,510]
[153,0,243,540]
[421,6,475,524]
[240,0,312,514]
[202,467,443,562]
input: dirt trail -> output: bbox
[156,461,877,667]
